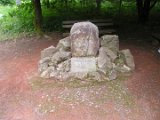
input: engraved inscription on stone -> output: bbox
[71,57,97,72]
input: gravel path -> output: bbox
[0,33,160,120]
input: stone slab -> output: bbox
[71,57,97,72]
[70,22,99,57]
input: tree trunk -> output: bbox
[136,0,144,23]
[64,0,68,7]
[32,0,43,35]
[47,0,50,8]
[96,0,102,14]
[118,0,122,15]
[143,0,151,22]
[136,0,157,24]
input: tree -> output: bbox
[95,0,103,13]
[43,0,50,8]
[118,0,122,15]
[0,0,14,5]
[136,0,157,24]
[32,0,43,35]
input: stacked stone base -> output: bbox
[38,35,135,81]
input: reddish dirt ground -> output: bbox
[0,33,160,120]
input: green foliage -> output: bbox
[0,0,14,5]
[0,2,34,40]
[0,0,160,41]
[0,5,14,15]
[42,8,62,31]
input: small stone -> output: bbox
[38,62,48,74]
[72,72,88,80]
[41,46,57,59]
[39,57,51,64]
[38,57,51,73]
[56,37,71,51]
[50,71,60,78]
[158,48,160,54]
[57,59,71,72]
[123,65,131,71]
[99,47,117,62]
[51,51,71,65]
[114,54,125,66]
[101,35,119,54]
[108,69,117,80]
[40,66,56,78]
[114,63,131,73]
[59,72,73,80]
[120,49,135,71]
[88,72,105,81]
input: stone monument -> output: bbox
[38,21,135,81]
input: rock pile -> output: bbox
[38,22,135,81]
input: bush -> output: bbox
[2,0,158,41]
[0,2,34,35]
[0,0,14,5]
[42,9,62,32]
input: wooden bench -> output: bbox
[62,19,116,37]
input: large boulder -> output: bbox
[70,22,99,57]
[101,35,119,54]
